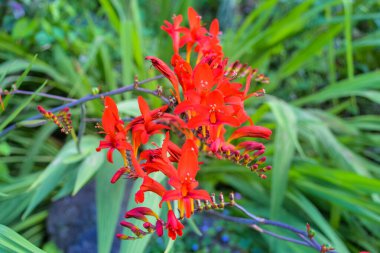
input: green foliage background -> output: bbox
[0,0,379,252]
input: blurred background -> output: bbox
[0,0,379,252]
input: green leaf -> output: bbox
[96,154,126,253]
[0,142,11,156]
[20,124,57,175]
[120,20,134,88]
[120,172,166,253]
[23,136,99,218]
[0,55,37,114]
[0,80,47,132]
[288,191,350,253]
[12,18,39,39]
[164,239,175,253]
[186,218,202,236]
[73,151,105,195]
[0,224,45,253]
[278,24,342,79]
[293,71,380,105]
[99,0,120,31]
[267,96,301,218]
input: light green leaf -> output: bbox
[73,151,105,195]
[23,136,99,218]
[164,239,175,253]
[0,224,46,253]
[0,80,46,132]
[96,154,126,253]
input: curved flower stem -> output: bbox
[208,211,311,247]
[84,116,135,123]
[0,90,76,102]
[0,75,165,138]
[203,202,337,253]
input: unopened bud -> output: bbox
[229,192,235,205]
[92,87,99,95]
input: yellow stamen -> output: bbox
[217,124,223,138]
[196,52,203,64]
[122,151,129,168]
[167,201,173,211]
[202,126,206,138]
[179,200,185,219]
[186,50,191,63]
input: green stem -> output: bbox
[343,0,358,114]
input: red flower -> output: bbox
[145,56,181,102]
[120,221,146,237]
[141,132,178,177]
[161,14,183,54]
[229,125,272,141]
[155,219,164,237]
[110,149,145,183]
[135,176,166,203]
[171,54,193,92]
[126,96,169,155]
[166,210,184,240]
[124,207,159,222]
[178,89,240,130]
[161,139,210,218]
[96,97,132,163]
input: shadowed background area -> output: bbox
[0,0,379,252]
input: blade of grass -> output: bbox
[277,24,342,80]
[293,71,380,106]
[20,124,57,176]
[0,55,36,113]
[288,191,350,253]
[267,97,298,251]
[0,224,45,253]
[73,151,105,195]
[99,0,120,32]
[96,154,126,253]
[342,0,357,113]
[120,19,134,94]
[0,80,47,132]
[164,239,175,253]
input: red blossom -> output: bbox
[96,97,132,163]
[229,125,272,141]
[135,176,166,203]
[126,96,169,155]
[161,14,183,54]
[161,139,211,218]
[124,207,159,222]
[166,210,184,240]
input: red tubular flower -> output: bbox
[120,221,146,237]
[96,97,132,163]
[166,210,184,240]
[193,62,215,95]
[110,167,128,184]
[145,56,181,101]
[171,54,193,92]
[188,90,240,129]
[229,126,272,141]
[116,234,135,240]
[126,96,169,155]
[125,207,160,222]
[155,219,164,237]
[161,139,211,218]
[161,15,183,54]
[141,132,178,177]
[135,176,166,203]
[236,141,265,152]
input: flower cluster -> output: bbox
[96,7,272,240]
[37,106,72,134]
